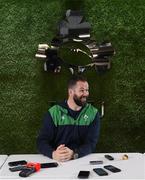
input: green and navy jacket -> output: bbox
[37,100,100,158]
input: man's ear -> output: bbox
[68,88,73,96]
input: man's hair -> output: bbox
[68,75,88,89]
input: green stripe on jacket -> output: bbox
[49,103,98,126]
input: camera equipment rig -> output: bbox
[35,9,115,74]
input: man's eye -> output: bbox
[80,90,89,93]
[79,90,84,92]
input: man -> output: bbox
[37,75,100,162]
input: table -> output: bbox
[144,153,145,177]
[0,153,144,179]
[0,155,8,169]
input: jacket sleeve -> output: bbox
[36,112,56,158]
[77,112,100,158]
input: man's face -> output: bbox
[71,81,89,107]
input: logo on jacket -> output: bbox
[83,114,89,121]
[62,115,65,120]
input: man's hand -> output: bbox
[52,144,74,162]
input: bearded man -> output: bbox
[37,75,100,162]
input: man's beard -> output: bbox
[73,94,88,107]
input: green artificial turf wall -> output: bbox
[0,0,145,154]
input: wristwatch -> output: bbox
[73,153,78,159]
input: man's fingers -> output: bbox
[57,144,65,150]
[60,155,72,162]
[53,146,74,162]
[58,149,68,154]
[59,151,69,157]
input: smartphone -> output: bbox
[77,171,90,179]
[93,168,108,176]
[104,155,114,160]
[9,165,27,172]
[104,165,121,173]
[90,160,103,165]
[8,160,27,167]
[41,162,58,168]
[19,167,36,177]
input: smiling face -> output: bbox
[69,81,89,107]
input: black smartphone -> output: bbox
[93,168,108,176]
[41,162,58,168]
[104,155,114,160]
[104,165,121,173]
[19,167,36,177]
[78,171,90,179]
[90,160,103,165]
[8,160,27,167]
[9,165,27,172]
